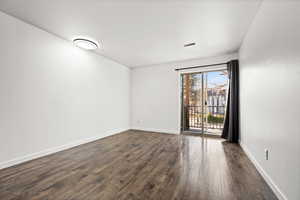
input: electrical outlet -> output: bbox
[264,149,269,160]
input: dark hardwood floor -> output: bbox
[0,130,277,200]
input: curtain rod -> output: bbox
[174,62,228,71]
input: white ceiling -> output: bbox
[0,0,262,67]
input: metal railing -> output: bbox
[185,105,225,130]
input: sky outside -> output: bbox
[206,71,228,88]
[192,71,228,89]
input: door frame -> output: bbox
[178,67,228,135]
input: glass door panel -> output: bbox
[181,70,228,136]
[181,72,204,133]
[203,70,228,135]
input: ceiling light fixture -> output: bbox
[184,42,196,47]
[73,38,98,50]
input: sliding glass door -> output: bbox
[181,70,228,136]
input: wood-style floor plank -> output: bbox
[0,130,277,200]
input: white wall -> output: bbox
[0,12,130,169]
[131,54,237,134]
[239,1,300,200]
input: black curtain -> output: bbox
[221,60,239,143]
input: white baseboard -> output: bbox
[0,128,129,170]
[131,127,180,135]
[239,142,288,200]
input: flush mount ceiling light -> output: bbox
[184,42,196,47]
[73,38,98,50]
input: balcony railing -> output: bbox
[184,105,225,130]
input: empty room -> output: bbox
[0,0,299,200]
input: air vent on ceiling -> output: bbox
[184,42,196,47]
